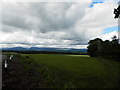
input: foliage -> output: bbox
[87,36,120,61]
[24,54,120,88]
[2,54,74,89]
[87,38,103,57]
[3,53,120,88]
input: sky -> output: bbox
[0,0,118,49]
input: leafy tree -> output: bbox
[111,35,119,45]
[110,35,119,60]
[87,38,103,57]
[87,35,120,61]
[100,40,112,58]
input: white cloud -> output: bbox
[100,31,118,41]
[1,2,118,48]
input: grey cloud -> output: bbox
[1,2,117,48]
[32,3,85,33]
[2,2,86,33]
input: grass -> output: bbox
[3,53,74,88]
[65,55,89,57]
[21,54,120,88]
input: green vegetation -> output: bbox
[87,36,120,61]
[21,54,120,88]
[2,53,74,88]
[66,55,89,57]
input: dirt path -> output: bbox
[2,54,45,89]
[2,54,73,89]
[2,55,24,88]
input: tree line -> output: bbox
[87,36,120,61]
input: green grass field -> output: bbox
[22,54,120,88]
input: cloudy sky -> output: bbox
[0,0,118,49]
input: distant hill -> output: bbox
[1,47,87,53]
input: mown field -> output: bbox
[22,54,120,88]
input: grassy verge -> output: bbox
[22,54,120,88]
[2,54,74,89]
[3,53,120,88]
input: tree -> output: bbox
[114,5,120,19]
[100,40,112,58]
[110,35,120,60]
[111,35,119,45]
[87,38,103,57]
[87,35,120,61]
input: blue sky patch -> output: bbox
[90,0,104,7]
[102,26,118,34]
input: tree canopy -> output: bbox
[114,5,120,19]
[87,36,120,61]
